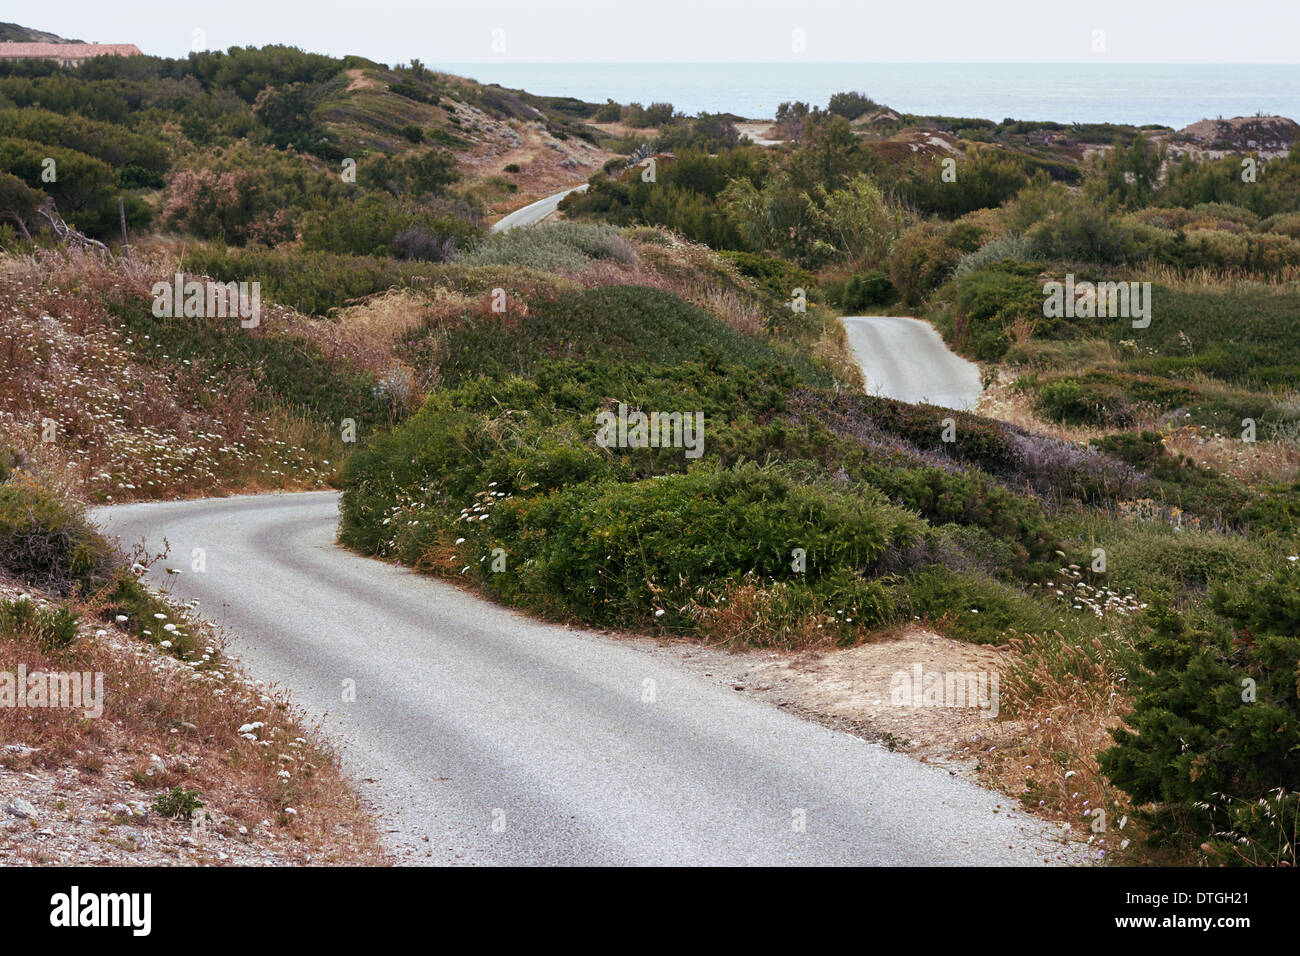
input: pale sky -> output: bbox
[7,0,1300,64]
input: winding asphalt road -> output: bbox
[490,184,589,233]
[93,493,1077,866]
[842,315,983,410]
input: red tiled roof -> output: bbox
[0,42,142,59]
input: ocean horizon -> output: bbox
[434,62,1300,129]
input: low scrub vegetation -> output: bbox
[0,452,385,863]
[3,39,1296,867]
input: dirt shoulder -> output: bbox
[0,574,389,866]
[633,627,1087,853]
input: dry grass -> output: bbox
[1163,424,1300,485]
[687,575,865,651]
[278,287,475,400]
[815,316,865,389]
[1137,263,1300,291]
[0,250,341,502]
[980,358,1300,487]
[0,574,388,864]
[572,241,767,339]
[990,629,1150,864]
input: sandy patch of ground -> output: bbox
[646,628,1019,780]
[634,627,1092,853]
[344,68,382,92]
[734,121,784,146]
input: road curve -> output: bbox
[490,184,589,233]
[843,316,983,410]
[93,492,1078,866]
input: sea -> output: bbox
[435,62,1300,129]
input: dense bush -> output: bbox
[951,260,1041,360]
[720,250,817,304]
[490,462,923,627]
[339,361,1102,643]
[954,232,1035,277]
[180,245,446,315]
[1101,580,1300,865]
[827,91,879,121]
[888,223,961,305]
[359,150,459,198]
[1158,150,1300,219]
[889,148,1031,219]
[0,137,118,222]
[564,150,765,250]
[161,166,294,245]
[417,285,795,387]
[456,221,635,272]
[1036,379,1131,427]
[0,172,42,238]
[826,269,896,311]
[160,144,345,245]
[0,106,168,174]
[0,476,115,595]
[302,191,479,260]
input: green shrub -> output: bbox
[0,598,79,651]
[486,462,923,627]
[457,221,635,272]
[827,269,896,311]
[301,191,478,260]
[359,149,459,197]
[1036,379,1127,427]
[889,223,961,306]
[104,295,391,431]
[827,91,878,121]
[153,786,204,820]
[1090,431,1262,531]
[180,245,445,316]
[1100,581,1300,865]
[417,285,799,388]
[899,565,1051,644]
[0,106,168,174]
[952,260,1040,359]
[719,251,817,305]
[0,477,115,594]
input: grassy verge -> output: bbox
[0,463,386,864]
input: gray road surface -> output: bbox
[490,184,589,233]
[93,493,1079,866]
[842,315,983,410]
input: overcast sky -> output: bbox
[8,0,1300,64]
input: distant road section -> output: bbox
[842,315,983,411]
[490,184,589,233]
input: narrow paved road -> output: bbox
[843,315,983,410]
[490,184,589,233]
[94,493,1078,866]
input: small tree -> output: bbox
[888,222,960,305]
[827,90,878,121]
[811,173,901,269]
[0,173,41,240]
